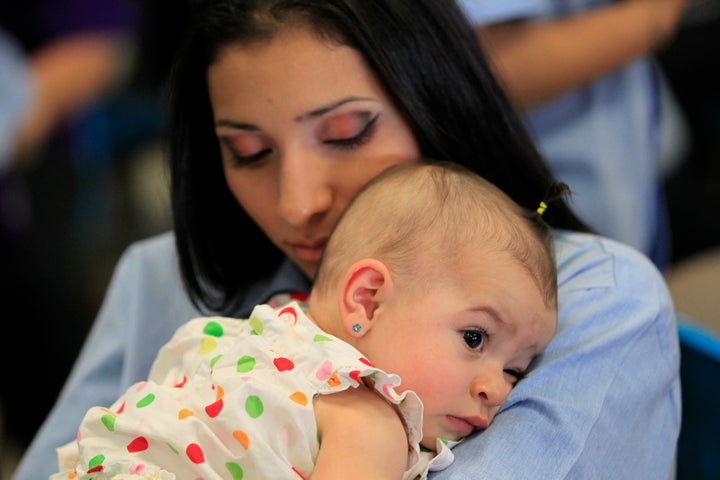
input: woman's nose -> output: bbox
[471,369,512,407]
[277,153,333,227]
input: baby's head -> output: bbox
[309,160,558,448]
[312,160,557,309]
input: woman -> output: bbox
[13,1,680,479]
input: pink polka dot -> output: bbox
[315,360,332,381]
[383,383,394,398]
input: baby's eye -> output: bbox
[503,369,525,386]
[462,329,486,351]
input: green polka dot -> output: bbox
[313,334,332,342]
[245,395,264,419]
[210,354,223,368]
[249,316,264,335]
[100,414,116,432]
[237,355,256,373]
[226,462,244,479]
[88,454,105,469]
[136,393,155,408]
[203,320,224,337]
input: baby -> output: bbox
[52,161,558,479]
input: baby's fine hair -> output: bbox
[313,161,558,309]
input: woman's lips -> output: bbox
[292,241,326,263]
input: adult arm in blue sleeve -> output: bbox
[12,233,200,480]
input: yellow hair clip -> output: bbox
[537,201,547,216]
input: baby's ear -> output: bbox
[339,259,393,337]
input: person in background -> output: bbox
[0,1,135,169]
[0,0,136,467]
[458,0,689,269]
[12,1,680,479]
[49,161,559,480]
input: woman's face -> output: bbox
[208,27,420,278]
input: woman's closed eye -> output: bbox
[318,111,379,149]
[223,133,271,167]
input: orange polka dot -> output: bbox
[178,408,195,420]
[289,391,308,406]
[233,430,250,450]
[327,372,341,387]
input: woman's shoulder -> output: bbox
[553,229,667,292]
[552,230,675,337]
[115,231,179,277]
[107,231,190,309]
[123,230,177,258]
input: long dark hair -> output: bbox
[166,0,590,313]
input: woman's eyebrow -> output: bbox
[295,96,371,122]
[215,119,258,130]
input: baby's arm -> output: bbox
[312,386,409,479]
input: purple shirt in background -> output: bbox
[0,0,135,52]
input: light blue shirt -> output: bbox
[12,230,681,479]
[457,0,663,263]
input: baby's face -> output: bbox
[360,246,557,449]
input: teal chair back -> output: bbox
[675,316,720,480]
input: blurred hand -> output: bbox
[13,33,130,167]
[629,0,690,48]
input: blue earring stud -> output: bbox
[352,323,362,333]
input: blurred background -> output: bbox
[1,1,719,478]
[0,1,187,476]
